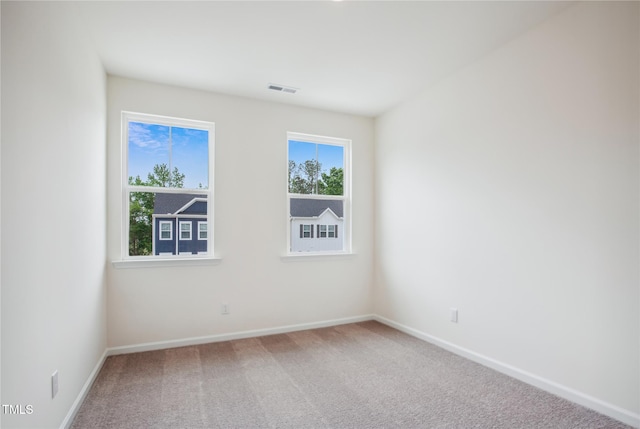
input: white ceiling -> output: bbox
[74,1,571,117]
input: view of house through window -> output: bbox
[288,132,350,253]
[123,112,214,258]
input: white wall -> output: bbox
[375,1,639,424]
[1,2,107,428]
[107,77,374,348]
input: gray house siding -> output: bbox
[154,193,208,255]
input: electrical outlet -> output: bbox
[52,371,59,398]
[221,303,229,315]
[450,308,458,323]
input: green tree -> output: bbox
[288,159,323,194]
[128,191,153,255]
[128,164,185,256]
[145,163,185,188]
[288,160,306,194]
[320,167,343,195]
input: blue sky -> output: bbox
[288,140,344,173]
[128,122,209,189]
[129,126,343,190]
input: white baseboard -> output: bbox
[373,315,640,429]
[60,349,108,429]
[106,314,375,356]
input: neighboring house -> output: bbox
[153,193,208,256]
[290,198,343,252]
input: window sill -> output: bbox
[112,257,222,269]
[281,252,355,262]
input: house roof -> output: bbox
[154,193,207,215]
[290,198,343,218]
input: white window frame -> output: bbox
[287,132,351,255]
[120,111,215,263]
[179,221,192,240]
[198,221,208,240]
[159,221,173,240]
[327,224,336,238]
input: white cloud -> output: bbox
[129,122,167,151]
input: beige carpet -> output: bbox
[71,321,631,428]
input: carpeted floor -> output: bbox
[71,321,631,428]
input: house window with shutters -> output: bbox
[288,132,350,254]
[301,224,313,238]
[318,224,338,239]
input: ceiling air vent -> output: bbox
[268,83,298,94]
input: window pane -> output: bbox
[153,192,208,255]
[171,127,209,189]
[128,122,209,189]
[180,222,192,240]
[288,141,319,194]
[317,144,344,196]
[160,222,172,240]
[199,222,207,239]
[129,191,208,256]
[290,198,344,252]
[128,122,169,186]
[288,140,344,196]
